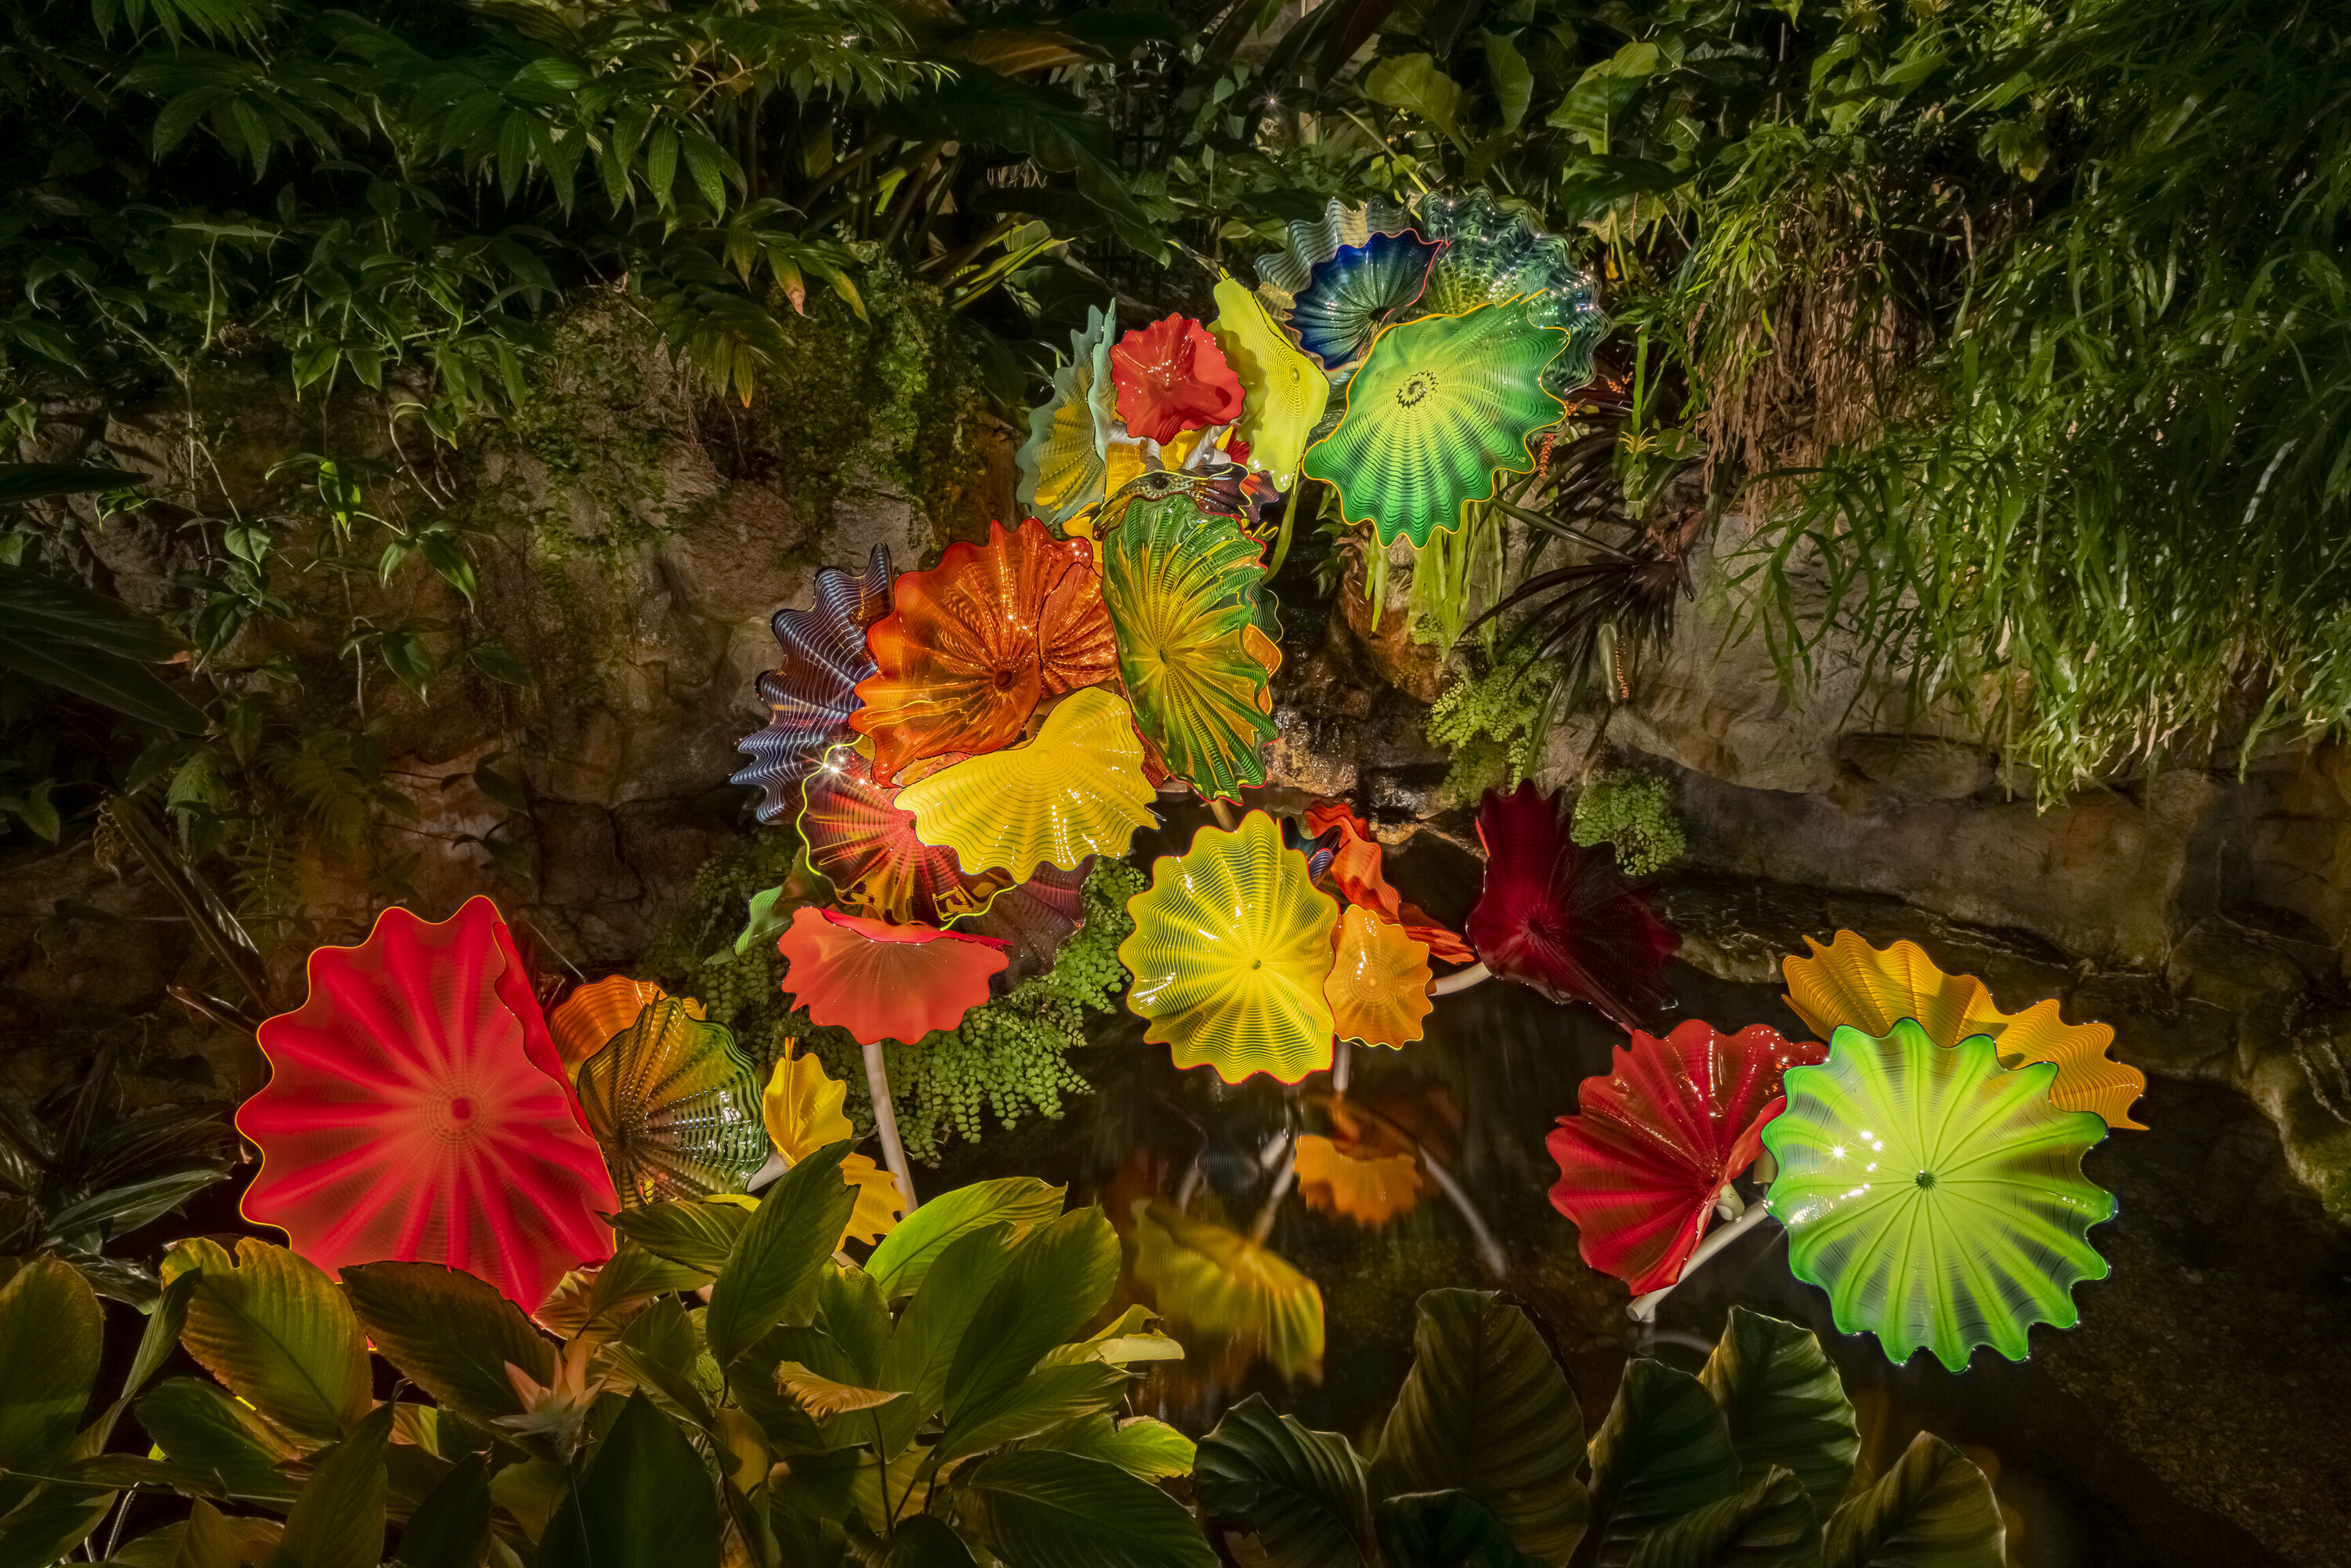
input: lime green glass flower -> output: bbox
[1119,812,1340,1084]
[1302,301,1568,547]
[1762,1020,2116,1373]
[1098,490,1275,802]
[1016,304,1118,525]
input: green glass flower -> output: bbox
[1415,190,1608,398]
[1016,304,1118,525]
[1762,1020,2115,1373]
[1302,301,1568,547]
[575,998,768,1208]
[1098,489,1276,802]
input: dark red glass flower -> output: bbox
[1465,782,1677,1028]
[238,897,618,1310]
[1110,314,1247,444]
[1545,1020,1825,1293]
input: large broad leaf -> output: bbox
[273,1404,393,1568]
[942,1208,1120,1421]
[1585,1361,1742,1567]
[706,1142,855,1370]
[0,462,143,505]
[1697,1310,1858,1512]
[866,1178,1065,1298]
[935,1361,1130,1465]
[538,1392,723,1568]
[1371,1291,1587,1564]
[1820,1436,2001,1568]
[0,1487,117,1567]
[878,1222,1016,1428]
[136,1378,301,1504]
[391,1454,492,1568]
[1375,1490,1545,1568]
[1193,1394,1378,1568]
[959,1450,1218,1568]
[610,1196,752,1275]
[0,565,203,730]
[1026,1415,1195,1480]
[340,1261,555,1425]
[857,1514,980,1566]
[0,1255,103,1472]
[168,1239,370,1446]
[1627,1468,1821,1568]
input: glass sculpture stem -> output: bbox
[1430,961,1491,995]
[1332,1037,1353,1095]
[1420,1150,1509,1279]
[862,1038,918,1211]
[1269,480,1304,578]
[1252,1146,1297,1244]
[1208,798,1237,830]
[1626,1204,1777,1323]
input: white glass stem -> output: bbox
[862,1037,918,1211]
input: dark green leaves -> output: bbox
[390,1454,491,1568]
[960,1451,1218,1568]
[168,1240,370,1446]
[865,1176,1064,1298]
[706,1141,855,1370]
[1628,1469,1821,1568]
[1820,1436,2002,1568]
[0,463,143,505]
[1371,1291,1588,1564]
[942,1208,1118,1421]
[610,1197,752,1276]
[0,1255,103,1473]
[538,1392,723,1568]
[0,563,205,731]
[1586,1362,1742,1567]
[1194,1395,1378,1568]
[273,1403,392,1568]
[1699,1310,1859,1510]
[340,1261,556,1425]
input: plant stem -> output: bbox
[1626,1203,1777,1323]
[861,1038,918,1211]
[1429,960,1490,995]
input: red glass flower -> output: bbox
[850,519,1117,784]
[1303,800,1476,965]
[1110,315,1247,444]
[776,907,1008,1045]
[1465,782,1678,1030]
[799,742,1009,926]
[238,897,618,1310]
[1545,1020,1826,1294]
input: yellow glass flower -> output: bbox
[1132,1197,1324,1383]
[1119,812,1339,1083]
[1322,906,1433,1049]
[1781,930,2146,1130]
[1209,275,1331,490]
[760,1043,907,1248]
[895,686,1158,882]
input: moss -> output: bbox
[1570,767,1687,877]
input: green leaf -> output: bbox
[339,1261,556,1425]
[0,1487,115,1567]
[536,1239,712,1340]
[0,562,187,662]
[1698,1310,1858,1511]
[538,1392,723,1568]
[390,1454,491,1568]
[1370,1291,1587,1565]
[0,628,206,731]
[734,885,793,956]
[817,1264,891,1385]
[1628,1468,1821,1568]
[0,462,144,505]
[775,1361,908,1420]
[935,1361,1129,1465]
[855,1515,976,1566]
[960,1450,1217,1568]
[613,1196,754,1276]
[878,1222,1015,1421]
[942,1208,1119,1421]
[1026,1415,1195,1480]
[136,1378,301,1504]
[1820,1436,2001,1568]
[1375,1490,1544,1568]
[163,1499,247,1568]
[706,1141,855,1370]
[0,1255,103,1472]
[1361,53,1462,138]
[168,1239,370,1445]
[1481,31,1534,131]
[1587,1361,1742,1567]
[611,1295,716,1430]
[1194,1393,1377,1568]
[273,1403,392,1568]
[866,1177,1065,1298]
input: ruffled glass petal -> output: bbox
[731,547,893,824]
[575,998,768,1208]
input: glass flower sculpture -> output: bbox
[1281,229,1444,371]
[1120,812,1340,1083]
[548,975,703,1077]
[761,1044,906,1247]
[732,547,893,824]
[1324,905,1434,1050]
[1254,196,1418,320]
[777,905,1007,1045]
[238,897,616,1310]
[1132,1197,1324,1383]
[1098,490,1277,802]
[1016,304,1119,525]
[1110,313,1246,444]
[1546,1021,1827,1294]
[574,998,768,1208]
[1762,1019,2116,1371]
[955,857,1092,984]
[852,518,1116,784]
[1465,782,1678,1030]
[1295,1094,1434,1228]
[1302,300,1570,547]
[799,741,1009,926]
[1208,276,1329,490]
[1303,800,1475,965]
[894,686,1157,882]
[1782,930,2146,1130]
[1415,190,1608,393]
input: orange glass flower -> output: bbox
[776,906,1008,1045]
[237,897,617,1310]
[1323,906,1433,1049]
[1110,314,1246,444]
[850,519,1118,784]
[549,976,705,1077]
[1303,800,1476,965]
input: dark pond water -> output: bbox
[924,816,2351,1568]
